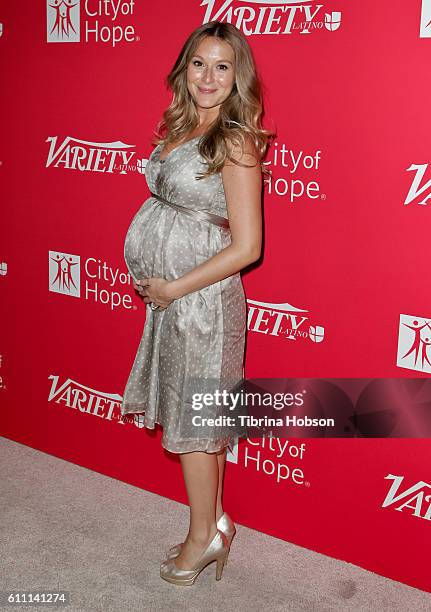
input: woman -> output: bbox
[121,20,272,585]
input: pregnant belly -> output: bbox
[124,200,222,283]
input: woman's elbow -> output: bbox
[249,247,261,263]
[230,240,261,266]
[240,246,261,266]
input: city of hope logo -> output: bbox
[420,0,431,38]
[46,0,139,46]
[49,251,80,297]
[47,0,80,42]
[396,314,431,374]
[48,250,135,310]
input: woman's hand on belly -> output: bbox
[134,277,177,310]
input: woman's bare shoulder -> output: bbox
[224,131,260,167]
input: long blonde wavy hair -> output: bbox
[153,20,274,180]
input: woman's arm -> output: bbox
[168,137,262,301]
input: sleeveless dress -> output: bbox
[121,136,247,454]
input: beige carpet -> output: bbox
[0,436,429,612]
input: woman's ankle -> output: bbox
[187,523,218,546]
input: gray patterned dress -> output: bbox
[121,136,246,454]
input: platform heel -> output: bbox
[160,529,229,586]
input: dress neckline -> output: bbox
[157,135,201,164]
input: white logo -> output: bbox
[420,0,431,38]
[264,143,325,204]
[0,262,7,277]
[45,136,145,175]
[48,374,123,420]
[48,250,135,310]
[247,298,324,342]
[396,314,431,373]
[47,0,81,43]
[404,163,431,206]
[226,439,239,464]
[46,0,138,47]
[201,1,341,35]
[382,474,431,520]
[49,250,80,297]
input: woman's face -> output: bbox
[186,36,236,116]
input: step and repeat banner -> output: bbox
[2,0,431,594]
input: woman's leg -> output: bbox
[173,449,222,570]
[216,448,227,521]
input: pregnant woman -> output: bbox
[121,20,271,585]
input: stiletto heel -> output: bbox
[160,529,229,586]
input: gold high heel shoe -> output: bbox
[165,512,236,565]
[160,529,229,586]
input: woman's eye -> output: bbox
[191,60,229,70]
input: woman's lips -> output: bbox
[198,87,217,94]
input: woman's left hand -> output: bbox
[133,277,175,310]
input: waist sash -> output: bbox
[150,191,230,231]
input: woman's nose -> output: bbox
[202,68,215,84]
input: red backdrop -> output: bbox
[1,0,431,594]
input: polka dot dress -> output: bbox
[121,136,246,454]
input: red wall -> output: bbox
[1,0,431,594]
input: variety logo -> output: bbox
[382,474,431,520]
[420,0,431,38]
[46,136,146,175]
[46,376,242,438]
[46,0,139,47]
[200,1,341,35]
[263,143,325,204]
[396,314,431,374]
[48,374,123,420]
[247,298,324,343]
[0,262,7,277]
[48,250,135,310]
[404,163,431,206]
